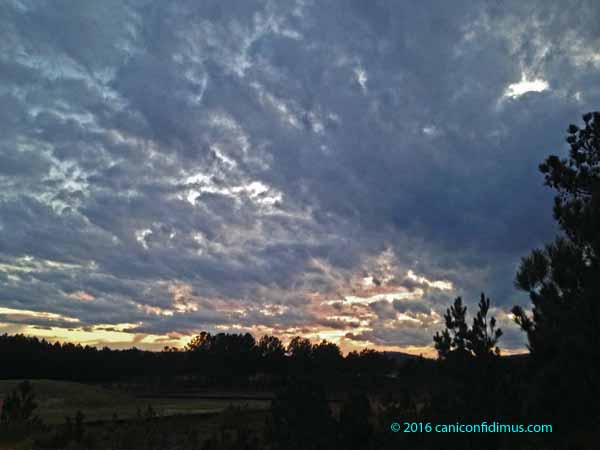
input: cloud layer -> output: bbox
[1,0,600,352]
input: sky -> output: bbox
[1,0,599,355]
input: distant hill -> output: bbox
[383,351,432,367]
[384,351,530,368]
[383,351,423,362]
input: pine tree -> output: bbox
[512,112,600,425]
[434,294,502,360]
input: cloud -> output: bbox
[504,75,549,99]
[2,0,599,352]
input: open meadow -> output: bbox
[0,380,270,425]
[0,380,272,449]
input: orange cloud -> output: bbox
[68,291,95,302]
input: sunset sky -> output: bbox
[1,0,599,354]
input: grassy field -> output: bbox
[0,380,270,425]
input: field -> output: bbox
[0,380,270,425]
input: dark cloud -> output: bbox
[1,0,599,350]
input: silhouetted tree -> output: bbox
[257,335,286,374]
[287,336,313,373]
[512,112,600,427]
[433,297,468,360]
[434,294,502,361]
[312,340,343,374]
[346,348,394,377]
[467,293,503,359]
[431,294,504,424]
[1,380,37,425]
[186,331,213,352]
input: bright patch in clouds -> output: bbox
[355,67,368,91]
[0,307,80,324]
[135,229,153,249]
[504,74,549,98]
[406,270,453,291]
[68,291,95,302]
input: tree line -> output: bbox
[0,331,394,384]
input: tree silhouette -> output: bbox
[434,294,502,361]
[287,336,313,373]
[467,293,503,358]
[346,348,394,377]
[433,297,468,359]
[430,294,507,443]
[258,335,286,374]
[512,111,600,426]
[513,113,600,356]
[1,380,37,425]
[186,331,213,352]
[312,340,343,374]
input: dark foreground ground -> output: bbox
[0,380,272,450]
[2,376,594,450]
